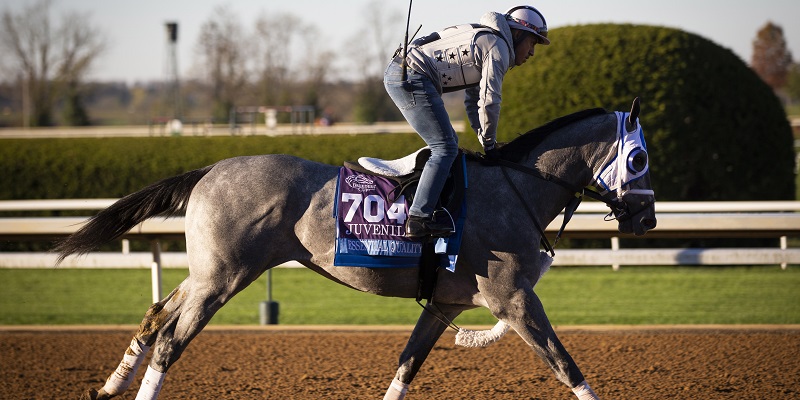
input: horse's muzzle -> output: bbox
[640,216,657,231]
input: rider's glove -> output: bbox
[483,144,500,164]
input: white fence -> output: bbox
[2,199,799,301]
[2,199,798,267]
[0,199,800,268]
[0,121,467,139]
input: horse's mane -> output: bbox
[499,108,608,162]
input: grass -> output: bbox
[1,266,798,326]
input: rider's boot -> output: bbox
[405,210,453,238]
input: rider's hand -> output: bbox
[483,145,500,163]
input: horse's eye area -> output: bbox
[627,148,648,173]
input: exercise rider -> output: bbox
[384,5,550,237]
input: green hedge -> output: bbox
[1,133,428,251]
[1,134,424,200]
[487,24,795,201]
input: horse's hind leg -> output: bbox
[82,288,181,400]
[384,304,462,400]
[132,265,264,400]
[84,264,264,400]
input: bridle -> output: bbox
[495,156,655,256]
[494,158,619,255]
[607,189,656,223]
[488,115,655,256]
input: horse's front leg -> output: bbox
[508,289,599,399]
[481,258,600,399]
[383,303,462,400]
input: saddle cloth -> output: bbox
[334,148,467,271]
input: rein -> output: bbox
[496,158,618,205]
[493,157,626,256]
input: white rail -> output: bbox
[1,200,798,302]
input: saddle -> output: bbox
[344,147,466,216]
[349,147,429,178]
[340,147,468,302]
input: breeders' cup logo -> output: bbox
[345,174,376,192]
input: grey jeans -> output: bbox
[384,60,459,217]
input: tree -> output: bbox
[252,12,296,107]
[62,80,91,126]
[347,0,403,123]
[252,12,334,111]
[751,21,793,90]
[0,0,105,127]
[195,6,248,122]
[294,21,336,112]
[500,24,795,203]
[56,9,105,126]
[786,63,800,103]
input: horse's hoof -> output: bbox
[80,389,98,400]
[80,388,113,400]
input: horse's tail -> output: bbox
[54,165,215,265]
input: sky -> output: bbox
[1,0,799,84]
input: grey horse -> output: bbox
[59,98,656,400]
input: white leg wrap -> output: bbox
[572,380,600,400]
[101,339,150,396]
[454,320,510,348]
[383,377,409,400]
[135,366,166,400]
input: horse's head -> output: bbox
[593,98,657,236]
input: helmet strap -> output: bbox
[510,29,533,49]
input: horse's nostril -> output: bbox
[641,218,657,229]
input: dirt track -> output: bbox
[2,327,798,399]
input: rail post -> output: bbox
[781,236,788,270]
[260,269,279,325]
[150,240,163,303]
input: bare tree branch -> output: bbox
[195,5,248,120]
[253,12,299,105]
[0,0,105,126]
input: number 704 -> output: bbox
[341,193,407,225]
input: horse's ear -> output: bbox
[628,97,640,124]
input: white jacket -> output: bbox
[405,12,515,149]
